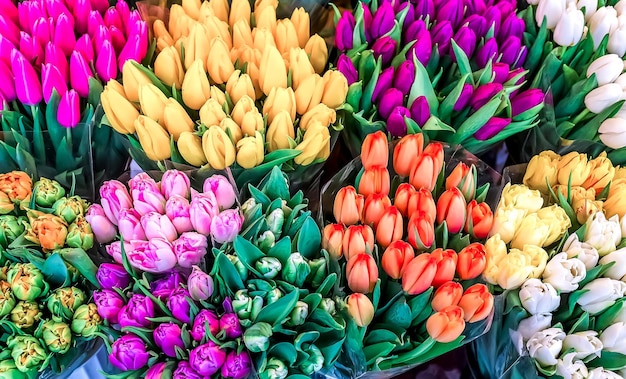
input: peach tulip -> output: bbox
[358,166,391,197]
[362,193,391,228]
[343,225,375,261]
[431,281,463,312]
[401,253,437,295]
[381,240,415,279]
[394,183,416,217]
[322,224,344,259]
[346,253,379,294]
[407,188,437,221]
[361,131,389,170]
[457,243,487,280]
[333,186,364,226]
[423,142,444,173]
[458,284,494,323]
[446,162,476,201]
[426,305,466,343]
[346,293,374,327]
[431,248,458,287]
[376,206,403,248]
[393,133,424,176]
[465,200,494,239]
[409,153,439,191]
[436,187,467,234]
[407,211,435,250]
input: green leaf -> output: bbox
[452,92,504,144]
[363,342,396,365]
[364,329,401,345]
[309,309,344,330]
[595,298,625,332]
[450,40,472,78]
[382,296,412,330]
[569,312,590,334]
[267,237,292,265]
[40,253,70,288]
[214,252,245,292]
[268,342,298,365]
[295,217,321,260]
[233,235,266,270]
[56,248,98,287]
[301,293,322,312]
[314,273,337,297]
[589,351,626,370]
[408,54,439,116]
[256,290,299,325]
[439,74,471,123]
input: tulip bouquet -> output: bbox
[318,132,497,377]
[0,0,149,199]
[100,0,350,191]
[334,0,545,156]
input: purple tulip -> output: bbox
[0,61,16,102]
[511,89,545,117]
[372,66,395,103]
[372,36,397,66]
[53,14,76,57]
[87,10,105,38]
[451,26,477,60]
[189,192,219,235]
[104,8,123,30]
[41,63,68,103]
[408,29,432,66]
[109,334,149,371]
[453,84,474,111]
[474,117,511,140]
[72,0,92,35]
[97,263,131,290]
[219,313,243,339]
[188,266,214,301]
[190,342,227,376]
[151,270,185,297]
[154,323,185,358]
[19,32,43,66]
[166,195,193,234]
[492,62,511,83]
[475,38,498,68]
[483,6,502,37]
[463,14,488,39]
[191,309,220,341]
[141,212,178,242]
[45,42,69,82]
[336,12,355,50]
[69,51,93,99]
[499,14,524,44]
[337,54,358,85]
[222,350,252,379]
[431,21,454,55]
[0,14,20,46]
[409,96,430,126]
[58,89,80,128]
[370,1,395,39]
[167,287,193,323]
[99,180,133,225]
[387,106,411,136]
[414,0,435,20]
[495,1,515,18]
[514,46,527,69]
[173,361,203,379]
[470,83,503,110]
[393,60,415,96]
[118,294,155,328]
[210,209,244,244]
[463,0,486,16]
[204,175,237,210]
[436,0,464,29]
[377,88,404,120]
[499,36,522,66]
[109,25,126,54]
[96,40,117,82]
[93,289,125,324]
[399,2,416,30]
[132,182,166,216]
[127,238,177,273]
[74,35,94,63]
[146,362,168,379]
[362,4,373,41]
[118,208,146,241]
[403,19,426,43]
[116,0,131,26]
[11,50,42,105]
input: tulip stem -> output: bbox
[571,109,590,127]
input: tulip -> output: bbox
[511,89,545,118]
[139,83,169,125]
[335,12,355,51]
[451,26,477,60]
[554,3,585,46]
[321,70,349,109]
[599,118,626,149]
[165,195,193,235]
[291,124,328,164]
[585,82,624,114]
[405,188,437,222]
[562,233,599,270]
[407,211,435,250]
[93,290,124,324]
[236,131,264,169]
[378,88,404,120]
[134,116,171,161]
[57,90,80,128]
[127,239,178,273]
[535,0,565,29]
[609,15,626,56]
[99,180,133,225]
[474,38,498,68]
[275,19,299,54]
[371,36,397,66]
[117,294,154,329]
[599,322,626,355]
[380,240,414,280]
[202,126,236,170]
[376,206,403,248]
[322,224,344,259]
[207,37,235,85]
[465,201,493,239]
[370,1,394,39]
[290,7,310,48]
[585,212,622,255]
[100,83,138,135]
[141,212,178,242]
[210,209,243,244]
[109,334,149,371]
[191,309,219,341]
[153,323,185,358]
[474,117,511,141]
[541,252,586,293]
[431,281,463,312]
[387,106,411,137]
[518,314,553,342]
[346,253,378,294]
[402,253,437,295]
[85,204,116,244]
[334,186,364,226]
[11,50,42,105]
[589,6,619,50]
[431,248,458,287]
[346,293,374,327]
[362,193,391,228]
[186,266,214,301]
[457,284,493,323]
[471,83,503,111]
[96,263,130,291]
[436,188,467,234]
[457,243,487,280]
[300,103,337,131]
[160,170,190,200]
[189,192,219,236]
[41,63,67,104]
[527,328,566,367]
[519,279,561,316]
[181,59,212,110]
[392,134,423,177]
[361,131,388,170]
[163,99,194,140]
[337,54,358,86]
[372,66,395,104]
[0,61,15,103]
[258,46,287,96]
[264,87,296,125]
[426,305,465,343]
[586,54,624,88]
[68,51,94,99]
[343,225,375,261]
[409,152,442,192]
[358,166,391,198]
[445,163,475,201]
[431,21,454,55]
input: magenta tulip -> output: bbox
[19,31,43,66]
[117,30,147,72]
[173,361,203,379]
[167,287,193,323]
[189,192,219,235]
[219,313,243,339]
[99,180,133,225]
[105,240,129,265]
[191,309,220,341]
[399,2,415,29]
[109,25,126,54]
[87,10,104,38]
[146,363,168,379]
[393,60,415,95]
[483,6,502,37]
[372,36,396,66]
[476,38,498,68]
[72,0,91,35]
[387,105,411,136]
[118,294,155,328]
[492,62,510,84]
[58,89,80,128]
[127,239,177,273]
[97,263,131,290]
[91,0,110,13]
[362,4,373,41]
[431,21,454,55]
[188,266,214,301]
[154,323,185,358]
[0,1,18,25]
[141,212,178,242]
[464,0,486,15]
[414,0,435,20]
[109,334,149,371]
[372,66,395,103]
[511,89,545,117]
[436,0,464,28]
[41,63,68,103]
[74,35,94,62]
[44,0,71,20]
[0,61,16,102]
[403,19,426,44]
[118,208,146,241]
[222,350,252,379]
[69,51,93,98]
[11,50,42,105]
[210,209,243,244]
[370,1,395,39]
[378,88,404,120]
[453,84,474,112]
[173,232,208,268]
[463,14,487,39]
[0,14,20,46]
[45,42,69,82]
[104,8,123,30]
[409,95,430,126]
[336,11,355,50]
[499,13,524,43]
[32,17,52,47]
[470,83,503,110]
[0,36,15,66]
[93,289,125,324]
[96,40,117,82]
[151,270,185,297]
[53,14,76,56]
[337,54,358,86]
[475,117,511,140]
[116,0,131,25]
[500,36,522,66]
[190,342,227,376]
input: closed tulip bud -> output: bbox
[304,34,328,74]
[554,3,585,46]
[228,0,250,27]
[608,15,626,56]
[335,11,354,51]
[202,126,236,169]
[232,19,253,50]
[275,19,299,54]
[226,70,255,105]
[239,109,264,136]
[378,88,404,120]
[139,84,169,124]
[372,36,397,66]
[289,48,315,90]
[337,54,358,85]
[427,305,466,343]
[264,87,296,124]
[294,122,331,165]
[599,118,626,149]
[471,83,503,111]
[199,98,227,127]
[587,54,624,88]
[475,38,499,68]
[589,6,619,50]
[96,40,117,83]
[474,117,512,141]
[184,23,210,71]
[346,253,378,293]
[446,163,476,201]
[358,166,391,197]
[432,281,463,312]
[375,206,403,248]
[119,62,148,107]
[258,46,287,96]
[300,104,336,132]
[408,211,435,250]
[362,193,391,227]
[409,154,439,192]
[41,63,67,104]
[393,134,424,177]
[290,7,310,48]
[465,200,493,239]
[431,248,458,287]
[57,90,80,128]
[207,37,235,84]
[346,293,374,327]
[182,59,212,110]
[295,73,326,115]
[134,116,171,161]
[381,240,415,279]
[585,83,624,114]
[154,47,184,89]
[321,70,349,109]
[220,117,243,143]
[361,131,389,170]
[341,225,374,262]
[394,183,416,217]
[163,99,194,141]
[457,243,487,280]
[402,253,437,295]
[178,132,208,167]
[322,224,344,259]
[236,131,264,169]
[535,0,565,29]
[11,50,42,105]
[68,51,93,99]
[266,111,295,152]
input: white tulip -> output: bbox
[519,279,561,315]
[527,0,539,5]
[556,353,589,379]
[584,83,624,114]
[588,368,624,379]
[587,54,624,86]
[621,215,626,236]
[536,0,567,29]
[527,328,566,367]
[542,253,586,293]
[611,304,626,323]
[563,234,600,270]
[577,278,626,314]
[599,247,626,280]
[616,0,626,15]
[600,322,626,354]
[589,6,619,50]
[518,313,553,341]
[585,212,623,255]
[577,0,598,20]
[562,331,603,360]
[554,3,586,46]
[599,117,626,150]
[609,16,626,57]
[615,73,626,90]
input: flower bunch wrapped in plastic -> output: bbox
[100,0,350,190]
[320,132,496,376]
[0,0,148,197]
[88,170,242,273]
[334,0,544,155]
[211,166,347,377]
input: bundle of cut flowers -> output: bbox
[334,0,545,156]
[319,132,496,377]
[0,0,148,197]
[100,0,350,190]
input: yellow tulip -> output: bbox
[226,70,255,105]
[182,59,211,110]
[198,1,215,21]
[229,0,251,28]
[489,206,527,244]
[305,34,328,74]
[291,7,310,48]
[100,84,139,134]
[157,37,173,53]
[246,61,263,99]
[604,184,626,218]
[321,70,349,109]
[220,117,243,144]
[139,83,169,124]
[263,87,296,124]
[182,0,201,19]
[274,19,299,54]
[289,48,315,90]
[135,116,172,161]
[266,111,295,151]
[210,0,229,23]
[199,98,227,127]
[258,46,287,96]
[233,20,254,50]
[535,205,571,246]
[178,132,208,166]
[523,152,559,193]
[509,214,551,250]
[241,109,264,136]
[203,16,232,49]
[207,37,235,84]
[294,73,325,115]
[498,183,544,213]
[294,122,330,165]
[614,166,626,182]
[174,36,188,59]
[254,0,278,13]
[184,23,211,70]
[122,60,152,103]
[482,234,507,285]
[168,5,187,40]
[552,185,595,205]
[300,103,336,131]
[519,245,549,279]
[572,198,603,224]
[153,20,174,48]
[154,47,185,89]
[583,152,615,193]
[255,6,276,34]
[557,152,592,187]
[202,126,236,169]
[253,28,276,54]
[238,46,262,66]
[106,79,127,98]
[231,95,256,126]
[210,86,227,106]
[236,132,264,168]
[163,98,194,140]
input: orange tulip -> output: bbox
[358,166,390,197]
[361,131,389,170]
[409,153,439,192]
[376,206,403,248]
[456,243,487,280]
[381,240,415,279]
[407,188,436,221]
[401,253,437,295]
[394,183,416,217]
[446,162,476,201]
[465,200,494,239]
[431,248,458,287]
[346,253,379,294]
[343,225,375,261]
[0,171,33,203]
[407,211,435,250]
[436,187,467,234]
[423,142,444,172]
[346,293,374,327]
[362,193,391,228]
[322,224,344,259]
[458,284,494,323]
[333,186,364,226]
[431,281,463,312]
[393,133,424,176]
[426,305,466,343]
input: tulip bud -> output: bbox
[334,186,364,226]
[402,253,437,295]
[236,131,264,169]
[226,70,255,105]
[458,284,495,323]
[304,34,328,74]
[432,281,463,312]
[381,240,415,279]
[321,70,349,109]
[322,224,344,259]
[274,19,299,54]
[203,126,236,169]
[134,116,172,161]
[282,253,311,287]
[295,73,326,115]
[431,248,458,287]
[182,59,212,110]
[358,166,391,198]
[163,99,195,141]
[426,305,466,343]
[589,6,619,50]
[155,47,184,89]
[475,117,512,141]
[362,193,391,228]
[343,225,375,261]
[258,46,287,96]
[139,84,169,124]
[408,211,435,250]
[121,60,151,103]
[200,98,227,127]
[346,293,374,327]
[465,201,494,239]
[266,111,295,152]
[57,90,80,128]
[294,122,331,165]
[41,63,67,104]
[264,87,296,124]
[178,132,208,167]
[346,253,378,294]
[11,50,42,105]
[457,243,487,280]
[207,37,235,84]
[300,103,337,131]
[289,48,315,90]
[553,3,585,46]
[336,12,355,51]
[376,206,403,248]
[409,154,439,192]
[391,134,423,177]
[361,131,388,170]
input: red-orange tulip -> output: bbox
[358,166,391,197]
[362,193,392,228]
[436,187,467,234]
[361,131,389,170]
[464,200,494,239]
[458,284,494,323]
[394,183,416,217]
[346,293,374,327]
[407,211,435,250]
[333,186,364,226]
[346,253,379,294]
[431,281,463,312]
[426,305,466,343]
[393,133,424,176]
[409,153,438,191]
[430,248,458,287]
[446,162,476,201]
[322,223,344,259]
[407,188,436,221]
[376,206,403,248]
[423,142,444,173]
[343,225,375,261]
[456,243,487,280]
[401,253,437,295]
[381,240,415,279]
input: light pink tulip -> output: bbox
[141,212,178,242]
[106,240,133,264]
[189,193,219,235]
[210,209,243,244]
[85,204,117,244]
[127,239,177,273]
[132,183,166,216]
[173,232,208,268]
[100,180,133,225]
[129,173,160,194]
[203,175,237,210]
[161,170,191,199]
[118,208,146,241]
[166,195,193,234]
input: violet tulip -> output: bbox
[45,42,69,82]
[189,192,219,235]
[96,40,117,82]
[99,180,133,225]
[167,287,193,323]
[508,67,527,84]
[53,14,76,56]
[394,60,415,95]
[188,266,214,301]
[219,313,243,339]
[463,0,486,16]
[408,34,432,66]
[222,350,252,379]
[166,195,193,234]
[151,270,185,297]
[41,63,68,103]
[372,66,395,103]
[161,170,191,199]
[378,88,404,119]
[93,289,125,324]
[191,309,219,341]
[203,175,237,210]
[474,117,511,140]
[372,36,397,66]
[410,96,430,126]
[173,231,208,268]
[109,334,149,371]
[85,204,117,243]
[452,26,477,60]
[11,50,42,105]
[74,35,94,62]
[483,6,502,37]
[58,89,80,128]
[400,2,416,28]
[454,84,474,112]
[210,209,244,244]
[476,38,498,68]
[337,54,358,85]
[499,13,525,44]
[431,21,454,55]
[118,294,155,328]
[404,20,427,45]
[514,46,527,68]
[495,1,516,19]
[132,181,166,216]
[173,362,203,379]
[414,0,435,20]
[118,208,146,241]
[387,106,411,136]
[492,63,510,84]
[190,342,227,376]
[362,4,373,40]
[0,61,16,102]
[141,212,178,242]
[499,36,522,66]
[19,31,43,65]
[436,0,464,29]
[104,8,123,30]
[69,51,93,98]
[154,323,185,358]
[511,89,545,117]
[96,263,131,290]
[370,1,395,39]
[463,14,487,38]
[470,83,503,110]
[127,239,177,273]
[336,12,355,50]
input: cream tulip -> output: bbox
[562,332,603,361]
[526,328,566,367]
[207,37,235,84]
[535,0,566,29]
[182,59,212,110]
[519,279,560,315]
[578,278,626,314]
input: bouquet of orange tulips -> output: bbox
[319,131,498,377]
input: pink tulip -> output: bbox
[106,240,131,264]
[45,42,69,82]
[126,11,142,35]
[203,175,237,210]
[85,204,117,244]
[166,195,193,234]
[74,35,94,62]
[17,3,32,33]
[58,89,80,128]
[19,32,43,66]
[42,63,68,103]
[117,26,147,71]
[32,17,53,47]
[118,208,146,241]
[69,50,93,98]
[141,212,178,242]
[93,24,112,55]
[91,0,110,13]
[133,189,166,217]
[189,193,219,235]
[72,0,92,35]
[173,232,208,268]
[161,170,191,199]
[0,1,19,25]
[11,50,42,105]
[104,7,123,30]
[0,14,20,46]
[45,0,72,21]
[0,36,15,66]
[210,209,243,244]
[127,239,177,273]
[99,179,133,225]
[0,60,16,102]
[53,14,75,56]
[96,40,117,82]
[109,25,126,54]
[115,0,130,26]
[129,173,160,194]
